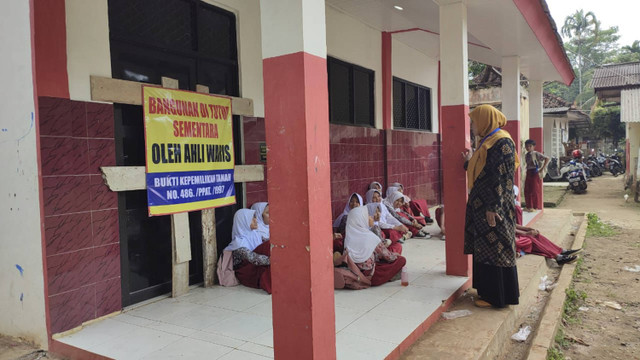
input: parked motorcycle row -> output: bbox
[543,151,624,194]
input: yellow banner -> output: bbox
[143,86,236,216]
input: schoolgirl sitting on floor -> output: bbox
[365,189,411,244]
[224,209,272,294]
[384,189,431,239]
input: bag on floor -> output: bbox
[217,250,239,286]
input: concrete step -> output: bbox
[400,209,575,360]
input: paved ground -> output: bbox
[552,174,640,359]
[0,335,60,360]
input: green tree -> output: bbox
[591,106,625,147]
[613,40,640,63]
[562,9,600,105]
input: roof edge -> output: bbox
[511,0,575,86]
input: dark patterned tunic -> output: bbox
[464,138,517,267]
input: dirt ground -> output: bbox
[0,335,60,360]
[554,174,640,359]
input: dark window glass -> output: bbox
[198,6,236,60]
[327,57,374,126]
[393,77,432,131]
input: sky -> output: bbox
[546,0,639,47]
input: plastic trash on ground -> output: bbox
[578,306,589,312]
[511,325,532,342]
[539,275,554,291]
[441,309,472,320]
[603,301,622,310]
[623,265,640,272]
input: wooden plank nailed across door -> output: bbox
[90,75,254,116]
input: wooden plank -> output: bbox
[196,83,218,288]
[171,212,192,264]
[163,76,190,298]
[201,208,217,287]
[90,75,254,116]
[100,164,264,191]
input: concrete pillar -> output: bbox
[439,1,471,277]
[501,56,522,196]
[529,80,544,208]
[260,1,336,358]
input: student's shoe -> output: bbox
[557,255,578,265]
[417,231,431,238]
[384,239,392,247]
[474,299,492,308]
[440,235,446,241]
[561,249,582,256]
[397,237,405,244]
[425,217,434,224]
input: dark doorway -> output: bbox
[108,0,242,306]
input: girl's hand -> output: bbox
[333,233,343,240]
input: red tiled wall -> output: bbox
[243,117,268,206]
[39,97,121,334]
[387,130,441,208]
[242,119,442,221]
[329,125,385,219]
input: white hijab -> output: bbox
[366,189,401,228]
[391,182,411,202]
[225,209,263,251]
[345,206,381,263]
[385,186,399,199]
[250,202,269,240]
[384,191,405,212]
[369,181,382,191]
[333,193,363,228]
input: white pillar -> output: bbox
[439,0,471,276]
[529,80,543,130]
[501,56,522,191]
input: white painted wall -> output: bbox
[392,39,440,133]
[0,0,48,348]
[326,5,382,128]
[206,0,265,118]
[66,0,112,102]
[543,116,568,158]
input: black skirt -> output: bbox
[473,261,520,307]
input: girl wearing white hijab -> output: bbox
[333,193,363,234]
[384,191,431,239]
[366,203,402,254]
[365,189,409,246]
[368,181,383,191]
[250,202,270,241]
[344,206,406,286]
[390,182,434,224]
[226,209,272,293]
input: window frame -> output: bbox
[392,76,433,132]
[327,56,375,127]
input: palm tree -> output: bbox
[562,10,599,106]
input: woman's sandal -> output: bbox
[474,299,492,308]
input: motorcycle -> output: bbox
[567,160,588,194]
[597,152,624,176]
[544,157,572,182]
[585,155,602,177]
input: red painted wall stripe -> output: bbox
[34,0,69,99]
[512,0,574,86]
[441,104,472,276]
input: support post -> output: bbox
[529,80,544,208]
[439,1,472,277]
[161,76,191,297]
[196,84,218,287]
[501,56,522,197]
[261,0,336,358]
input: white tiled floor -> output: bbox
[523,209,541,225]
[57,228,468,360]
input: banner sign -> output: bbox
[143,86,235,216]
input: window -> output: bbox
[393,77,432,131]
[327,57,374,126]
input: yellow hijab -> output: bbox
[467,105,520,190]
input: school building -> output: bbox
[0,0,573,358]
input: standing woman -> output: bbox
[462,104,520,308]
